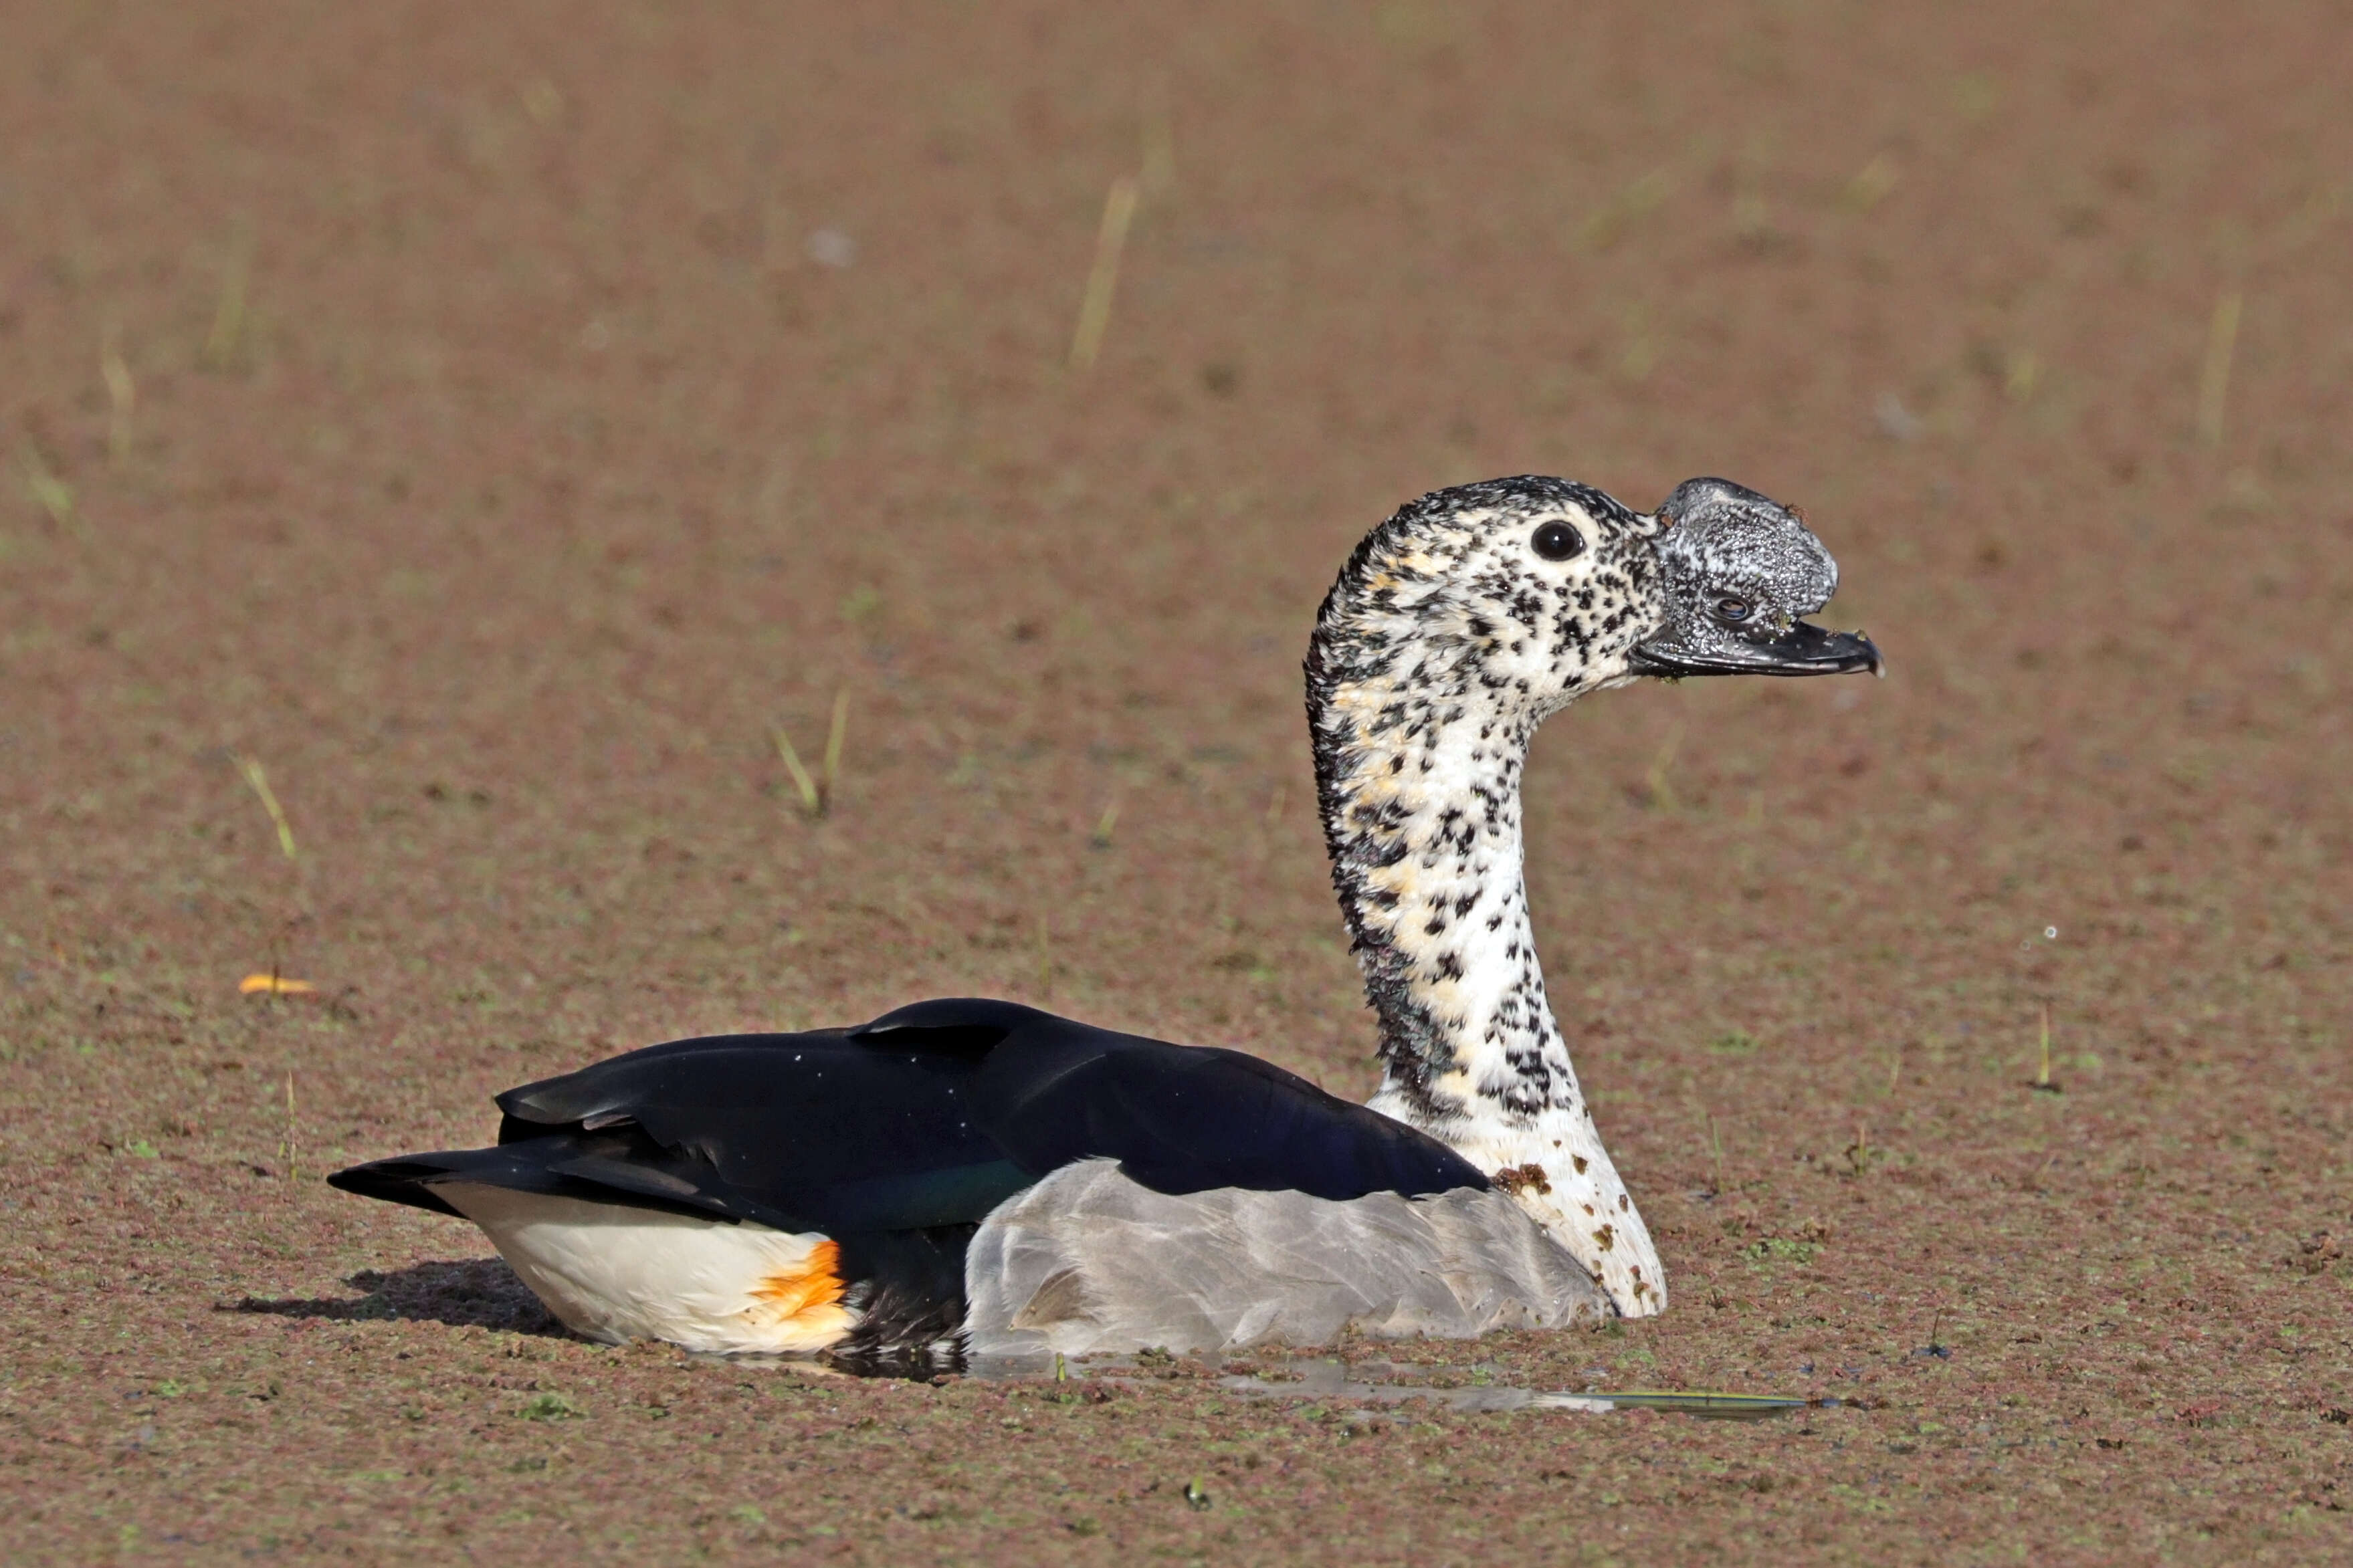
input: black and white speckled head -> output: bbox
[1634,477,1883,678]
[1306,475,1667,735]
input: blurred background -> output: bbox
[5,1,2350,1554]
[7,0,2344,1078]
[7,0,2348,1157]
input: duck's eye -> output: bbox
[1530,521,1584,561]
[1716,596,1754,623]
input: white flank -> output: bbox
[437,1183,857,1355]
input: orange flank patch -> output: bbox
[753,1238,847,1323]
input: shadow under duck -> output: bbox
[330,475,1878,1365]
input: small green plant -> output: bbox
[1744,1236,1820,1266]
[518,1391,581,1421]
[1707,1030,1760,1057]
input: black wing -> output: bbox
[330,998,1484,1235]
[890,1001,1492,1203]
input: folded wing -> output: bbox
[332,999,1488,1242]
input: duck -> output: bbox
[330,474,1879,1366]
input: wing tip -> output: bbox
[324,1155,468,1218]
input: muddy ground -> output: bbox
[3,1,2350,1561]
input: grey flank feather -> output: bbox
[963,1159,1609,1357]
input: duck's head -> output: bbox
[1308,475,1673,724]
[1629,476,1883,679]
[1308,475,1878,731]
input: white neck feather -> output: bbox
[1311,680,1663,1316]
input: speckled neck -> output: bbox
[1307,686,1560,1118]
[1305,645,1663,1314]
[1302,477,1670,1315]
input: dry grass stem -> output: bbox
[769,692,847,818]
[1580,167,1672,251]
[771,725,822,816]
[1035,909,1052,1000]
[2197,289,2241,447]
[231,752,300,861]
[2004,348,2041,403]
[19,450,80,536]
[101,326,135,466]
[203,225,254,372]
[1643,722,1683,812]
[1841,153,1900,213]
[281,1071,298,1186]
[822,690,849,808]
[1068,174,1141,372]
[1140,89,1176,194]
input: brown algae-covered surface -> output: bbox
[3,1,2349,1561]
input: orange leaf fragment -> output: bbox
[239,974,318,996]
